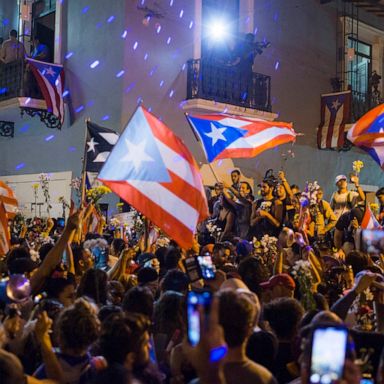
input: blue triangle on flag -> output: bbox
[365,112,384,134]
[188,116,247,162]
[98,107,170,182]
[30,61,62,86]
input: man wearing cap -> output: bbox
[259,274,296,303]
[330,174,365,220]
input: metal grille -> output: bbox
[187,59,272,112]
[0,60,24,101]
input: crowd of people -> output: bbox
[0,166,384,384]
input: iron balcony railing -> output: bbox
[351,90,383,122]
[187,58,272,112]
[0,60,24,101]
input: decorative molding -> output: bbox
[0,121,14,137]
[181,99,278,121]
[20,107,61,130]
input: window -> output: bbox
[347,38,372,98]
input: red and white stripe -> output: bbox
[0,201,10,256]
[361,206,382,230]
[27,58,65,126]
[317,91,351,150]
[100,107,208,249]
[0,181,18,218]
[193,114,295,160]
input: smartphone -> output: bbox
[183,257,201,282]
[197,255,216,280]
[187,291,212,346]
[360,379,374,384]
[309,325,348,384]
[57,217,65,228]
[360,229,384,254]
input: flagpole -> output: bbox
[184,112,220,184]
[81,118,90,207]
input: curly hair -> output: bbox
[98,312,150,364]
[57,298,100,354]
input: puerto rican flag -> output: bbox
[186,114,296,162]
[98,106,209,249]
[27,58,65,128]
[347,103,384,170]
[317,91,351,150]
[361,205,382,230]
[0,181,18,219]
[0,201,10,256]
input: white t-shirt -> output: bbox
[330,190,359,219]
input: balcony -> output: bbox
[351,89,383,121]
[0,60,61,132]
[183,58,276,121]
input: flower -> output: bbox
[39,173,50,182]
[370,203,379,215]
[58,196,70,209]
[86,185,111,203]
[353,160,364,174]
[39,173,52,215]
[110,217,121,227]
[300,181,320,207]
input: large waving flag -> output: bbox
[98,106,209,249]
[0,181,18,218]
[317,91,351,149]
[0,202,10,256]
[347,104,384,169]
[27,58,65,128]
[86,121,119,187]
[361,205,381,230]
[186,114,295,162]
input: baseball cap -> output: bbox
[335,175,347,184]
[137,267,158,284]
[259,273,296,290]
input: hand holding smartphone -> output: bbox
[309,325,349,384]
[183,255,216,282]
[187,291,212,346]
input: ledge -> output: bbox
[181,98,278,121]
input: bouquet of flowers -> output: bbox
[291,260,316,310]
[253,234,278,272]
[350,288,375,332]
[131,209,145,238]
[39,173,52,216]
[299,181,320,208]
[370,203,379,216]
[352,160,364,175]
[206,220,222,241]
[86,185,111,204]
[109,217,121,229]
[116,202,124,213]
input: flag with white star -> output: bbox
[86,121,119,172]
[98,106,209,249]
[347,103,384,170]
[26,58,65,128]
[317,91,351,150]
[186,114,295,162]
